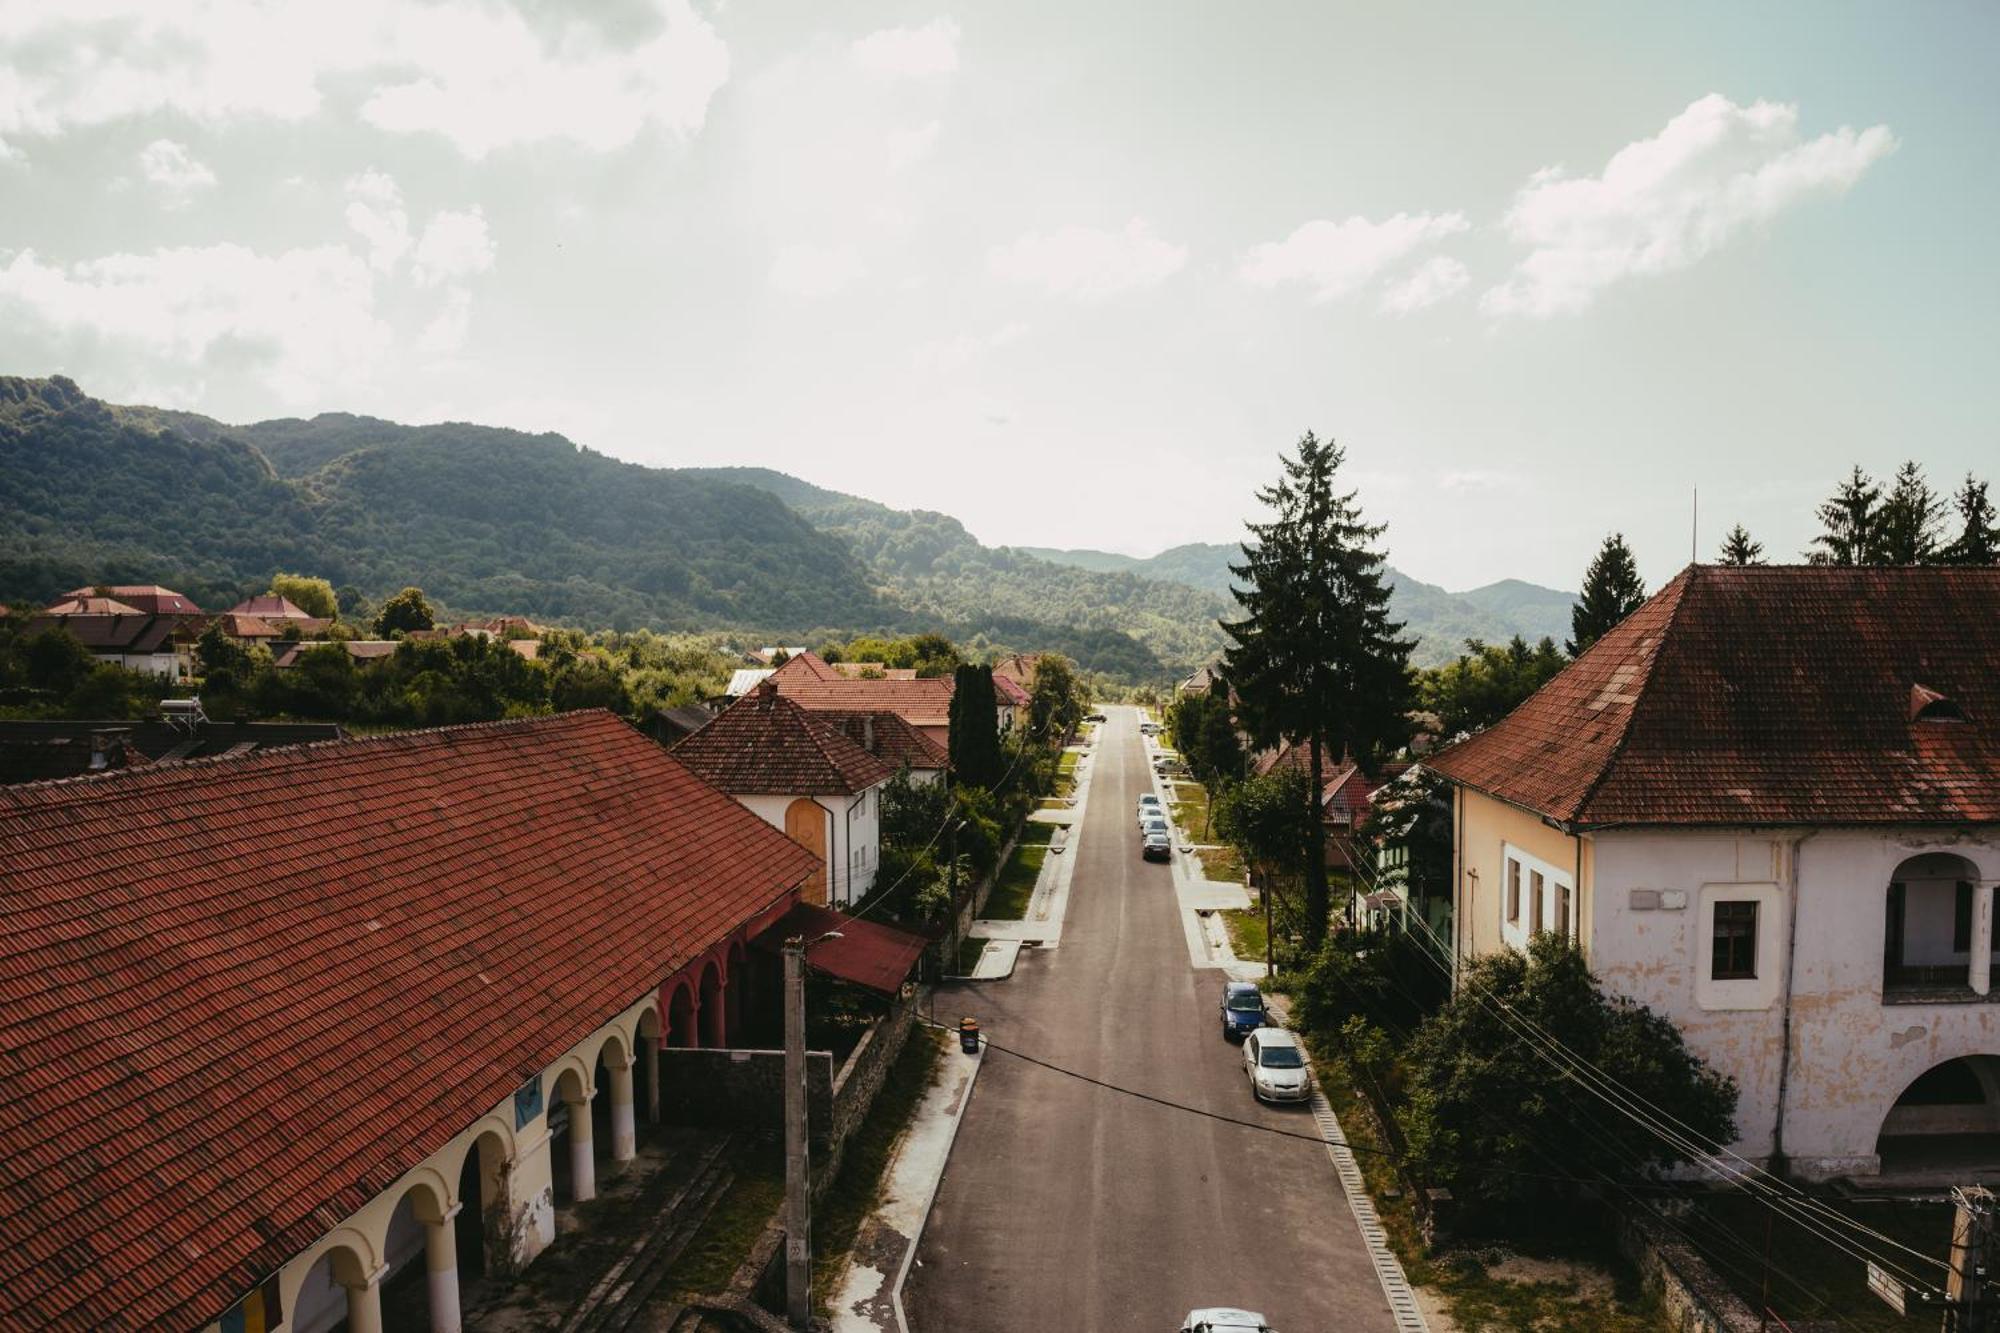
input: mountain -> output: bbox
[681,468,1228,677]
[1020,541,1576,667]
[0,378,1218,679]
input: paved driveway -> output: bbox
[905,707,1400,1331]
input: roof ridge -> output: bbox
[1566,565,1699,825]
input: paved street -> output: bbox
[906,707,1400,1332]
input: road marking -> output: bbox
[1309,1087,1431,1332]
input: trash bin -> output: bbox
[959,1016,981,1055]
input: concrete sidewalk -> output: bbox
[826,1035,983,1333]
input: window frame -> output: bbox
[1712,899,1760,981]
[1505,857,1522,925]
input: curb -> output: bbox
[889,1043,984,1333]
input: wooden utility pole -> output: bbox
[1945,1185,1996,1333]
[783,938,811,1330]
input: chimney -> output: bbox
[756,680,778,706]
[863,714,876,754]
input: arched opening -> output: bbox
[456,1130,508,1281]
[635,1009,662,1127]
[548,1067,596,1208]
[667,982,698,1049]
[784,797,830,905]
[1876,1055,2000,1179]
[291,1243,375,1333]
[698,962,726,1048]
[1883,853,1984,994]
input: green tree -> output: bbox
[1567,534,1645,656]
[1807,465,1882,566]
[551,659,632,714]
[1875,460,1944,565]
[1419,636,1566,737]
[1222,432,1413,951]
[1212,766,1321,890]
[1941,475,2000,566]
[373,586,435,637]
[20,627,96,693]
[948,663,1002,788]
[1401,934,1737,1227]
[1025,652,1085,740]
[268,572,338,619]
[1716,524,1763,566]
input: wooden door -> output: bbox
[784,798,831,905]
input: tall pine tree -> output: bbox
[1717,524,1764,566]
[948,664,1001,788]
[1567,534,1646,656]
[1807,465,1882,566]
[1222,432,1412,950]
[1941,475,2000,566]
[1875,460,1944,565]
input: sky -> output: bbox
[2,1,1994,592]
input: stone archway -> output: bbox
[1876,1055,2000,1180]
[667,982,698,1049]
[698,961,726,1048]
[292,1240,379,1333]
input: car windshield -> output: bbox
[1226,994,1263,1011]
[1259,1045,1305,1068]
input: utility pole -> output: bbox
[783,938,811,1330]
[1945,1184,1996,1333]
[1263,869,1275,980]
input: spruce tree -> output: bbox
[1875,460,1943,565]
[948,664,1001,788]
[1222,431,1413,951]
[1940,475,2000,566]
[1806,465,1882,566]
[1716,525,1764,566]
[1567,534,1646,656]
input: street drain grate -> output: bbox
[1310,1085,1430,1332]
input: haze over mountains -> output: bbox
[2,376,1574,677]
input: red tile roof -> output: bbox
[26,612,183,653]
[227,594,316,620]
[1428,566,2000,828]
[750,902,928,995]
[768,652,956,729]
[43,595,143,616]
[62,586,203,616]
[0,712,818,1331]
[671,687,897,795]
[992,672,1031,707]
[813,709,950,772]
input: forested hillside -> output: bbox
[684,467,1230,675]
[1022,540,1576,665]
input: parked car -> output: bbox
[1140,814,1170,841]
[1219,981,1267,1040]
[1084,711,1107,723]
[1137,793,1162,812]
[1242,1029,1311,1104]
[1141,829,1172,861]
[1181,1312,1275,1333]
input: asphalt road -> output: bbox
[905,706,1399,1332]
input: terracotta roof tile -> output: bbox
[811,710,949,772]
[0,712,817,1330]
[1428,566,2000,827]
[767,653,956,728]
[670,689,896,795]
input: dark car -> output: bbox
[1220,982,1266,1040]
[1142,829,1172,861]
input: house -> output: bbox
[0,711,925,1333]
[813,708,950,786]
[1426,565,2000,1183]
[646,702,722,747]
[1252,742,1391,873]
[991,669,1029,734]
[725,667,775,697]
[991,652,1039,694]
[60,584,203,616]
[31,585,208,679]
[670,684,897,908]
[0,714,341,784]
[1178,663,1222,698]
[225,594,333,637]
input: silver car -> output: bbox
[1181,1311,1275,1333]
[1242,1029,1311,1104]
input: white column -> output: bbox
[344,1277,384,1333]
[567,1096,596,1202]
[644,1041,661,1124]
[609,1058,637,1163]
[1973,883,1994,996]
[424,1217,463,1333]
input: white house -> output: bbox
[1429,565,2000,1183]
[670,684,899,908]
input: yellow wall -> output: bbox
[1455,786,1591,960]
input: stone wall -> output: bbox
[659,1048,836,1148]
[1616,1208,1763,1333]
[822,988,919,1190]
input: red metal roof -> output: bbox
[750,902,928,994]
[670,688,896,796]
[0,711,818,1330]
[62,586,203,616]
[1428,566,2000,827]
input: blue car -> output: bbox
[1220,982,1267,1040]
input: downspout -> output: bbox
[1770,829,1815,1177]
[842,789,868,907]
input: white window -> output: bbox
[1500,843,1574,953]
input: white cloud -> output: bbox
[0,0,729,158]
[1482,94,1897,317]
[344,170,410,271]
[417,287,473,355]
[769,243,864,298]
[988,219,1188,300]
[411,207,496,287]
[0,137,24,167]
[1239,212,1469,303]
[850,19,960,79]
[1379,255,1470,314]
[884,120,943,172]
[0,243,387,404]
[912,321,1032,373]
[136,139,216,200]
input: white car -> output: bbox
[1181,1311,1275,1333]
[1140,814,1170,841]
[1242,1029,1311,1104]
